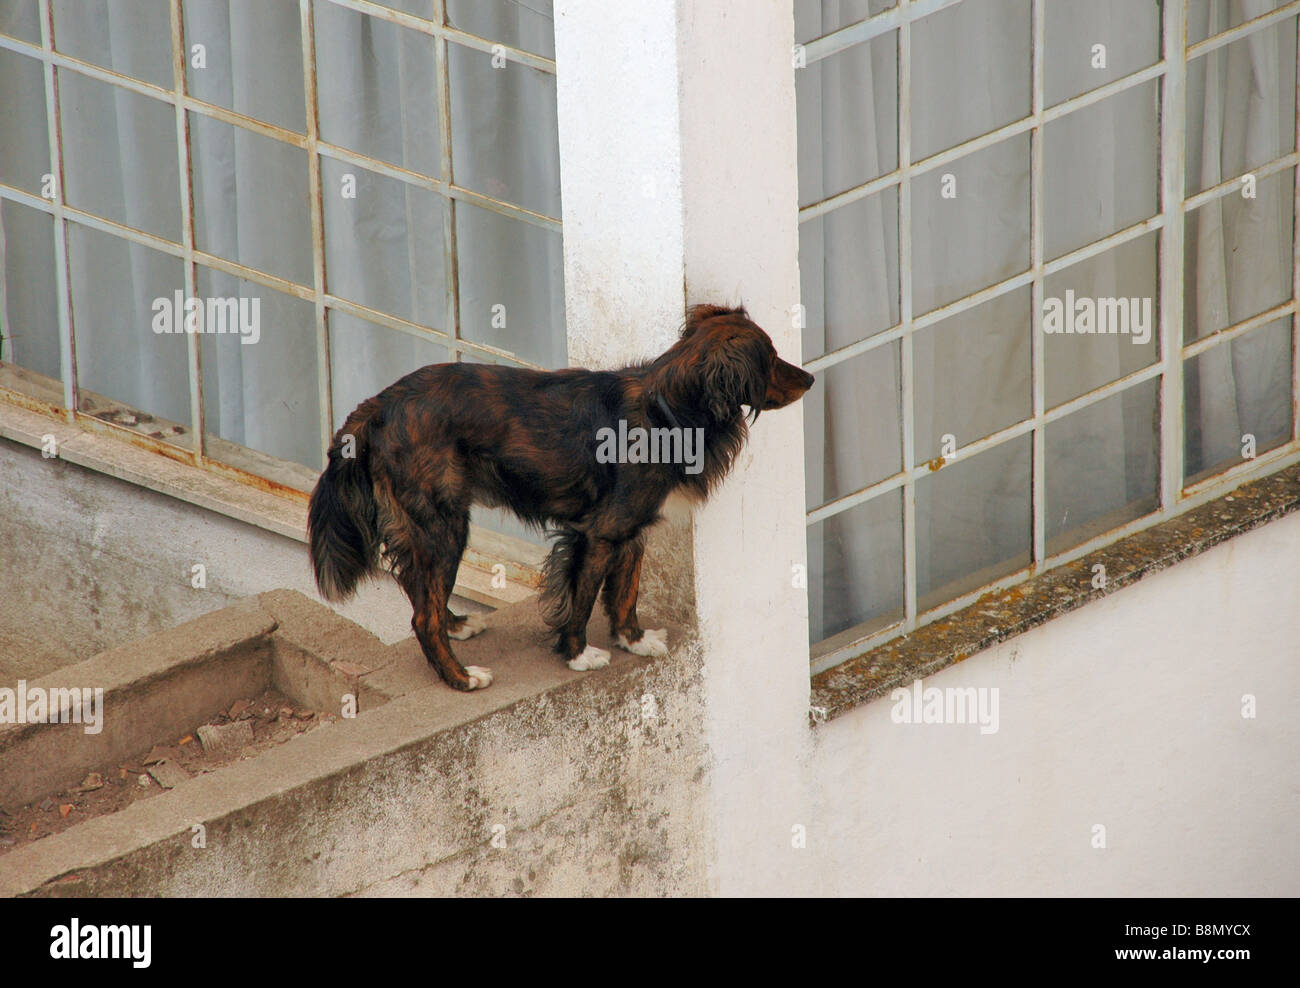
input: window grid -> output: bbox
[804,0,1300,674]
[171,0,203,466]
[0,0,557,475]
[898,11,917,625]
[37,0,74,417]
[1029,0,1046,566]
[300,0,328,480]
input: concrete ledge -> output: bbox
[0,591,702,896]
[811,461,1300,723]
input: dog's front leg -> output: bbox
[602,534,668,658]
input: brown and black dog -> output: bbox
[307,303,814,690]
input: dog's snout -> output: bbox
[780,358,814,393]
[762,357,815,410]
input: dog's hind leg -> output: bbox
[543,530,618,671]
[602,534,668,658]
[447,610,487,641]
[400,508,492,691]
[442,513,486,641]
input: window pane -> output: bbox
[796,0,897,45]
[53,0,172,89]
[912,132,1029,314]
[1188,0,1290,46]
[370,0,433,19]
[1043,232,1159,407]
[313,0,439,175]
[0,199,61,389]
[59,68,181,242]
[184,0,307,134]
[796,26,897,206]
[455,202,564,369]
[808,489,903,645]
[916,433,1031,614]
[68,222,192,447]
[328,310,447,433]
[800,186,899,361]
[1184,318,1292,485]
[0,48,49,196]
[1044,80,1158,260]
[1044,0,1160,107]
[1184,16,1296,196]
[320,157,447,327]
[191,111,312,287]
[448,41,559,218]
[198,265,321,479]
[0,0,41,43]
[911,0,1030,160]
[1184,169,1294,343]
[447,0,554,60]
[1046,376,1159,556]
[914,288,1031,462]
[805,342,901,509]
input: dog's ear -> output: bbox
[701,331,772,422]
[682,303,744,341]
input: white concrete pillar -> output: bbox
[676,0,812,897]
[553,2,686,367]
[555,0,811,895]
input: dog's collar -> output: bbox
[655,393,682,428]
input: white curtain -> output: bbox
[0,0,563,509]
[798,0,1295,642]
[1184,0,1295,478]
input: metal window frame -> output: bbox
[803,0,1300,675]
[0,0,558,482]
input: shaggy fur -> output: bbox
[307,303,815,691]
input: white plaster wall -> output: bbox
[804,511,1300,896]
[0,440,419,663]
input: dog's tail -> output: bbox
[308,398,384,601]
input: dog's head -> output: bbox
[653,304,815,422]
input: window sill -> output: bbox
[809,460,1300,725]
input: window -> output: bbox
[797,0,1298,671]
[0,0,562,532]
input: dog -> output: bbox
[307,303,815,691]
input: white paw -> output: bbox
[616,628,668,657]
[567,645,611,671]
[449,613,487,641]
[465,665,493,689]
